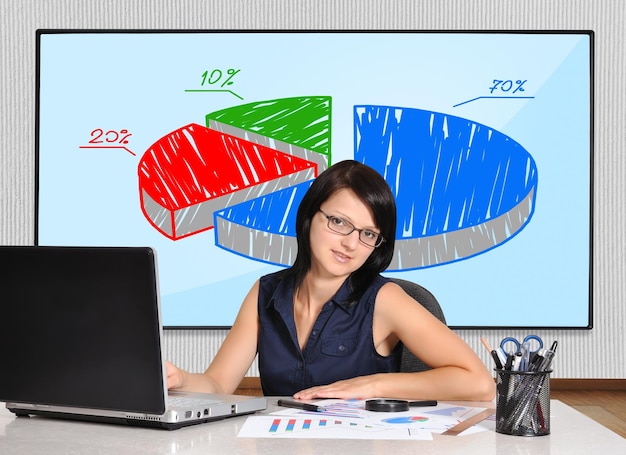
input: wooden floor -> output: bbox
[236,377,626,439]
[551,389,626,439]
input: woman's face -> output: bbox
[309,188,379,279]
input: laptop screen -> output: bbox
[0,246,167,414]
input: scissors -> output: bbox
[499,335,544,370]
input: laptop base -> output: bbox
[7,395,267,431]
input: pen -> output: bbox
[277,399,326,412]
[528,350,545,372]
[538,344,557,372]
[409,400,438,407]
[512,352,523,371]
[504,353,514,371]
[520,341,531,371]
[480,336,504,369]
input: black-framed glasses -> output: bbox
[319,209,385,248]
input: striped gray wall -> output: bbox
[1,0,623,379]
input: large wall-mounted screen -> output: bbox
[36,30,593,329]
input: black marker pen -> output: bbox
[277,399,326,412]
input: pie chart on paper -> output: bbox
[382,416,430,424]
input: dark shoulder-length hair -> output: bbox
[286,160,396,304]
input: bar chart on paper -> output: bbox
[268,417,382,434]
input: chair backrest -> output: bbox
[390,278,447,373]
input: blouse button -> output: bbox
[312,330,318,336]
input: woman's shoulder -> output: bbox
[375,278,433,320]
[259,268,291,287]
[354,274,393,306]
[258,269,294,308]
[368,274,393,291]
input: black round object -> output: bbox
[365,399,410,412]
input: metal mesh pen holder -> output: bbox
[495,369,551,436]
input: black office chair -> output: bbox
[390,278,447,373]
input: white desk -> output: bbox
[1,400,624,454]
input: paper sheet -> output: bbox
[237,399,493,440]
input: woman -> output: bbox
[166,160,495,401]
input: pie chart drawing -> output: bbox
[138,99,537,271]
[214,180,313,266]
[207,96,332,173]
[138,123,317,240]
[355,105,538,270]
[138,96,330,242]
[382,416,430,424]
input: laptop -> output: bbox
[0,246,266,430]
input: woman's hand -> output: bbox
[165,360,186,390]
[293,374,382,400]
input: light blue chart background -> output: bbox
[37,32,591,328]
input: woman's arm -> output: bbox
[166,280,260,394]
[294,281,495,401]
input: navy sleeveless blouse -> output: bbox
[257,270,402,396]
